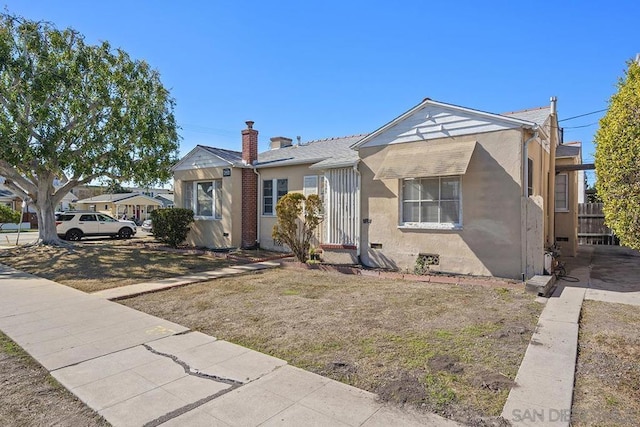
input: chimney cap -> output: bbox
[245,120,254,129]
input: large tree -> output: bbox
[0,13,179,244]
[595,57,640,250]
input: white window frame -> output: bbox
[303,175,325,214]
[183,180,222,220]
[555,173,569,212]
[262,178,288,216]
[398,176,463,230]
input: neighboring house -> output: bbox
[563,141,586,204]
[0,188,17,210]
[154,193,175,208]
[74,193,163,222]
[174,98,580,280]
[554,142,582,257]
[172,144,245,249]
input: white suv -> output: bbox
[55,211,137,241]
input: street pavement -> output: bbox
[0,231,39,247]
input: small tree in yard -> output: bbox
[0,204,21,231]
[595,57,640,250]
[0,13,179,246]
[150,208,194,248]
[272,193,323,263]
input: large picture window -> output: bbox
[401,176,461,226]
[263,178,288,215]
[183,180,222,219]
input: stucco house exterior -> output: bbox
[173,98,579,280]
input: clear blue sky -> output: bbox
[4,1,639,185]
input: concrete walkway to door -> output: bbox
[502,245,640,426]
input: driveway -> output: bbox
[561,244,640,306]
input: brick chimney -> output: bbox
[242,120,258,164]
[241,121,258,248]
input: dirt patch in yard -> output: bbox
[121,269,541,424]
[0,239,269,293]
[572,300,640,426]
[0,332,109,426]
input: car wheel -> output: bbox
[65,229,83,241]
[119,227,133,239]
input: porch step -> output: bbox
[525,274,556,297]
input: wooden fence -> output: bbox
[578,203,618,245]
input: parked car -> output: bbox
[55,211,137,241]
[141,219,153,233]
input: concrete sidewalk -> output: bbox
[91,261,280,300]
[0,264,456,427]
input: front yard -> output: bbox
[0,239,246,292]
[572,300,640,426]
[121,268,542,424]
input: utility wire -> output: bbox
[559,109,607,122]
[563,122,598,130]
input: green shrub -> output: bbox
[150,208,194,248]
[272,193,323,263]
[0,204,21,230]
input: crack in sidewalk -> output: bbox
[141,343,244,426]
[142,343,244,386]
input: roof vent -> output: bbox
[270,136,293,150]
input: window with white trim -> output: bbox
[263,178,288,215]
[304,175,325,214]
[555,173,568,211]
[183,180,222,219]
[401,176,461,226]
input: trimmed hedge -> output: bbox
[150,208,194,248]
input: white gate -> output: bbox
[325,168,360,247]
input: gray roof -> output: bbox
[503,107,550,125]
[556,144,581,158]
[256,134,366,169]
[0,189,14,198]
[199,146,243,164]
[76,192,159,204]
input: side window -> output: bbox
[555,173,568,211]
[79,214,96,221]
[263,179,288,215]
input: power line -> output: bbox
[559,109,607,122]
[563,122,598,130]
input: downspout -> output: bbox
[252,164,261,246]
[353,162,361,258]
[521,128,539,281]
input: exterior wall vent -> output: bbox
[418,253,440,266]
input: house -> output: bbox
[74,193,163,222]
[174,98,580,280]
[154,193,175,208]
[554,142,582,257]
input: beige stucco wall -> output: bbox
[554,157,579,257]
[258,163,324,251]
[173,166,242,248]
[358,129,527,279]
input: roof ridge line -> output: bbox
[502,105,549,115]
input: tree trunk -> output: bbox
[34,176,64,245]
